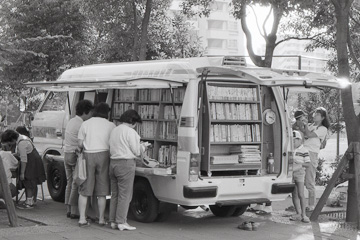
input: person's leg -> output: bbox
[305,164,316,209]
[78,194,88,223]
[64,153,73,214]
[297,181,307,218]
[67,153,79,215]
[109,160,118,225]
[115,159,136,225]
[93,151,110,224]
[292,183,300,215]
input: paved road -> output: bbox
[0,187,358,240]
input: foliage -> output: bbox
[315,155,348,186]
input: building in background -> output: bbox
[171,0,246,56]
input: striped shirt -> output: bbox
[293,145,310,173]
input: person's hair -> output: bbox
[119,109,142,125]
[294,110,306,120]
[1,129,19,143]
[315,107,330,129]
[76,100,93,116]
[15,126,31,138]
[92,102,110,119]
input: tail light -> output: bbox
[189,154,200,182]
[287,151,293,178]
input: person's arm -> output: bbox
[17,141,30,180]
[303,124,318,138]
[127,131,143,157]
[77,124,85,152]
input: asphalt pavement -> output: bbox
[0,185,359,240]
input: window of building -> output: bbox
[228,21,238,32]
[208,20,225,30]
[228,39,238,49]
[208,39,224,48]
[211,1,226,11]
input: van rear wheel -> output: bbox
[209,205,237,217]
[47,160,66,202]
[129,180,159,223]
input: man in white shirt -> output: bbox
[77,102,115,227]
[64,100,93,218]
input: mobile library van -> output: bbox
[25,56,345,222]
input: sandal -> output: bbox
[238,221,252,231]
[249,221,259,231]
[98,221,108,227]
[289,214,301,221]
[301,216,310,223]
[78,221,90,227]
[285,206,295,212]
[255,210,271,216]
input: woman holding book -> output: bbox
[109,109,147,231]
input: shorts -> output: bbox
[79,151,110,197]
[293,169,305,183]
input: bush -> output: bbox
[315,155,347,186]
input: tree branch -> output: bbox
[350,13,360,28]
[263,6,273,38]
[275,33,325,47]
[249,5,265,38]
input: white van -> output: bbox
[25,56,344,222]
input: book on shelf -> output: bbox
[210,103,260,121]
[211,154,239,164]
[158,145,177,167]
[138,105,160,119]
[210,124,261,143]
[230,145,261,163]
[138,89,160,101]
[159,121,178,140]
[164,105,182,120]
[162,88,185,102]
[207,86,258,101]
[137,121,156,138]
[115,89,137,101]
[113,103,135,118]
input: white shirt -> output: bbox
[78,117,115,153]
[0,151,18,183]
[304,124,327,153]
[64,115,83,153]
[109,124,143,159]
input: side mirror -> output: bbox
[19,95,27,112]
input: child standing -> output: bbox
[290,130,311,223]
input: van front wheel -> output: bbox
[129,180,159,223]
[209,205,237,217]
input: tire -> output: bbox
[47,160,66,202]
[180,205,198,210]
[232,205,249,217]
[209,205,237,217]
[129,180,159,223]
[155,211,171,222]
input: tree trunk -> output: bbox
[131,0,139,61]
[139,0,152,61]
[332,0,359,223]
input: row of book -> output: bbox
[138,89,161,101]
[137,121,157,139]
[210,124,261,143]
[210,103,259,120]
[159,121,178,140]
[164,106,182,120]
[114,89,137,101]
[158,145,177,167]
[138,105,160,119]
[113,103,135,118]
[162,88,185,102]
[207,86,258,101]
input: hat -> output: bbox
[293,130,302,140]
[294,110,306,119]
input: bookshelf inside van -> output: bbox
[111,88,185,172]
[200,82,262,176]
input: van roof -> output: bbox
[25,57,348,91]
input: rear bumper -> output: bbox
[183,186,217,198]
[271,183,295,194]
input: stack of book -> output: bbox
[230,145,261,163]
[210,154,239,164]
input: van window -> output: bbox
[40,92,66,112]
[79,91,108,105]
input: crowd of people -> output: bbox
[0,101,330,228]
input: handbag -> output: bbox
[74,153,87,186]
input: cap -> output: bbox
[293,130,302,140]
[294,110,306,120]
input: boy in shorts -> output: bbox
[290,130,311,223]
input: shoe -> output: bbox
[78,221,90,227]
[250,221,259,231]
[67,212,71,218]
[118,223,136,231]
[301,216,310,223]
[285,206,296,212]
[98,220,108,227]
[70,214,80,219]
[16,202,33,209]
[306,206,314,212]
[289,214,301,221]
[111,223,117,229]
[238,221,252,231]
